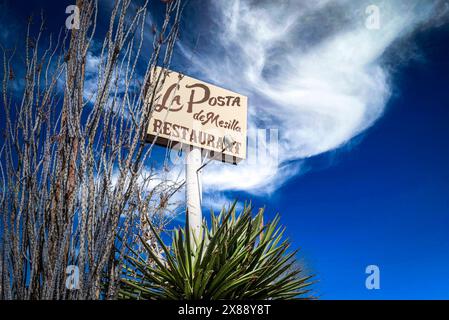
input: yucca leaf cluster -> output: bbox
[119,203,314,300]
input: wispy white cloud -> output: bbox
[201,192,244,213]
[178,0,449,195]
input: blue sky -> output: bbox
[1,0,449,299]
[271,46,449,299]
[257,26,449,299]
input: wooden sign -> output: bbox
[146,68,248,164]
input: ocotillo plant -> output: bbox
[0,0,183,300]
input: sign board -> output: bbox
[146,67,247,164]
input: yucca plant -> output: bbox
[119,202,315,299]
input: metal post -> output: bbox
[185,146,202,245]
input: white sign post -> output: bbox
[147,68,248,245]
[185,146,202,242]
